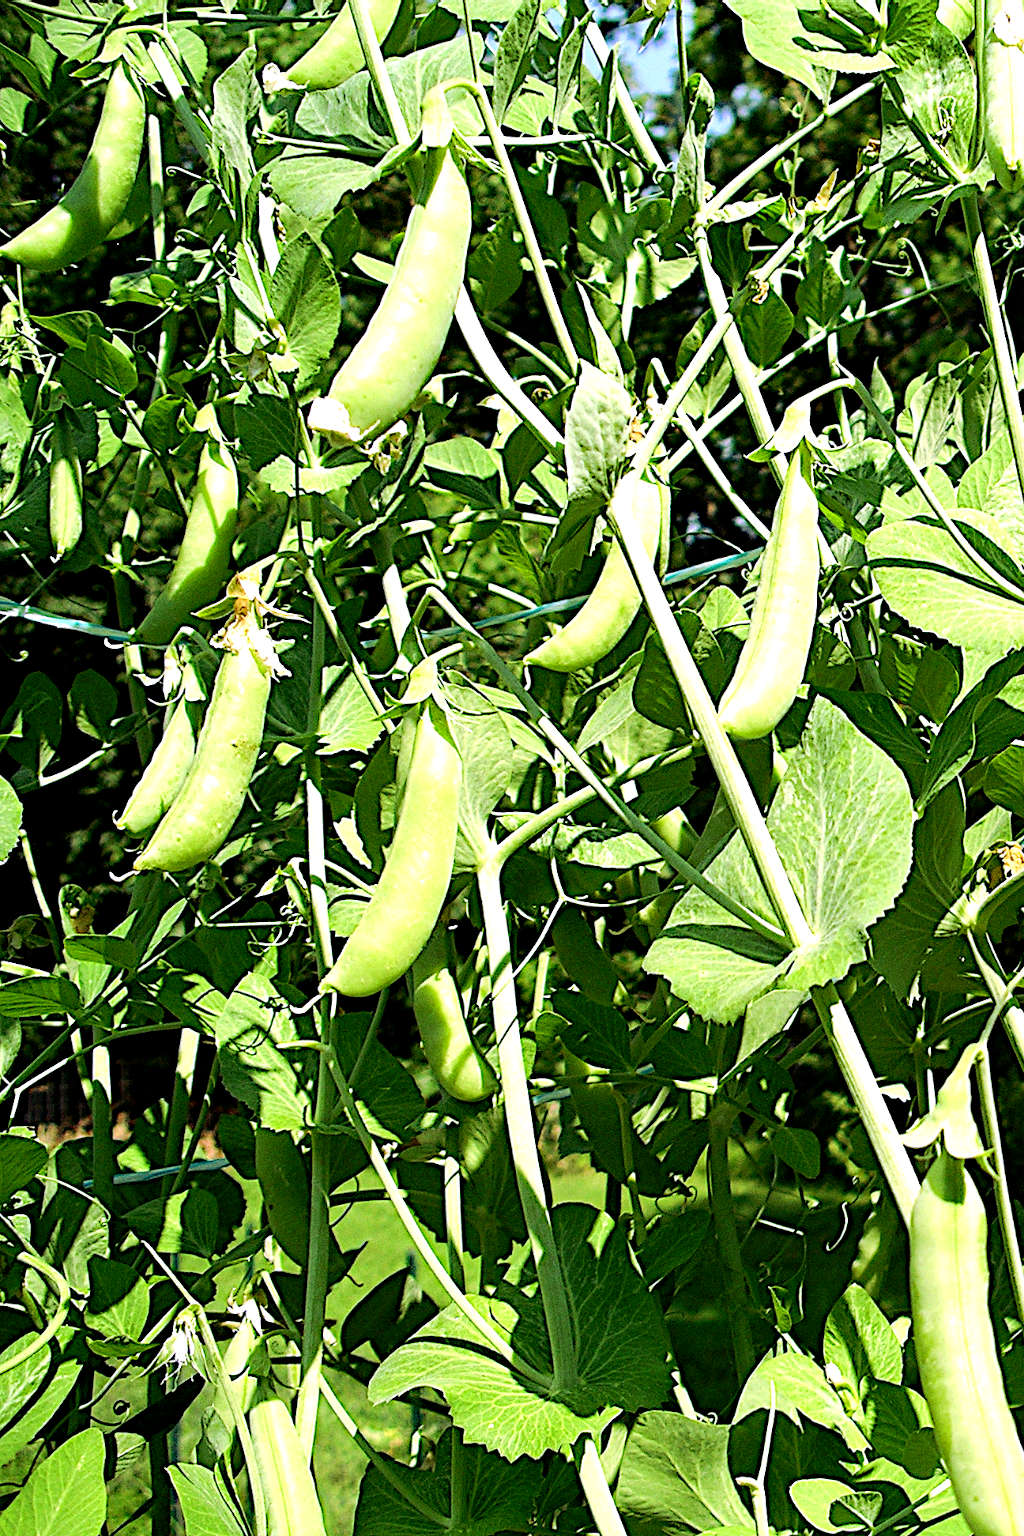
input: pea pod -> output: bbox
[0,60,146,272]
[247,1398,327,1536]
[910,1149,1024,1536]
[525,473,668,672]
[323,706,461,996]
[717,441,820,740]
[133,615,273,872]
[48,411,84,559]
[272,0,401,90]
[115,662,207,837]
[137,406,239,647]
[412,924,496,1102]
[308,87,472,444]
[984,0,1024,190]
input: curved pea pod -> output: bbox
[247,1398,327,1536]
[115,658,209,837]
[48,411,84,559]
[308,87,472,445]
[323,706,461,997]
[910,1149,1024,1536]
[133,618,273,873]
[269,0,401,90]
[412,924,496,1102]
[525,473,668,672]
[137,406,240,647]
[984,0,1024,191]
[717,441,820,740]
[0,60,146,272]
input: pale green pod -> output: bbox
[134,626,271,872]
[274,0,401,89]
[49,413,84,558]
[308,89,472,444]
[984,0,1024,190]
[116,689,199,838]
[247,1399,327,1536]
[717,441,820,740]
[525,473,668,672]
[137,406,239,646]
[412,924,496,1101]
[910,1150,1024,1536]
[323,708,461,997]
[0,62,146,271]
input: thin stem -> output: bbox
[584,23,666,174]
[349,0,408,141]
[449,80,579,370]
[962,189,1024,509]
[577,1435,631,1536]
[453,290,565,457]
[976,1044,1024,1327]
[297,595,339,1455]
[707,1103,755,1383]
[477,856,577,1389]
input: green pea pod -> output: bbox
[115,659,210,837]
[412,924,496,1102]
[525,473,667,672]
[48,411,84,559]
[247,1398,327,1536]
[272,0,401,90]
[984,0,1024,191]
[308,87,472,444]
[910,1150,1024,1536]
[133,617,273,872]
[324,706,461,996]
[254,1128,310,1267]
[137,406,240,646]
[717,441,820,740]
[0,60,146,272]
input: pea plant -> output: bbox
[1,0,1024,1531]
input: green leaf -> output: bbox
[168,1464,249,1536]
[86,1257,150,1342]
[869,782,965,998]
[646,699,914,1025]
[616,1412,754,1534]
[493,0,541,122]
[734,1349,865,1451]
[370,1205,670,1458]
[735,288,794,368]
[214,972,311,1132]
[722,0,893,92]
[268,236,341,388]
[0,976,80,1018]
[868,514,1024,667]
[0,1426,106,1536]
[822,1285,902,1410]
[422,437,502,507]
[0,1133,46,1205]
[353,1428,539,1536]
[0,776,22,864]
[564,362,633,509]
[0,1353,79,1466]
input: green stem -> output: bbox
[296,595,339,1456]
[453,290,565,457]
[429,588,784,943]
[349,0,408,140]
[962,188,1024,509]
[975,1044,1024,1328]
[577,1434,631,1536]
[707,1103,755,1384]
[477,855,577,1389]
[450,80,579,370]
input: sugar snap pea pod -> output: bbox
[247,1398,328,1536]
[525,473,668,673]
[910,1149,1024,1536]
[134,616,273,872]
[412,923,496,1101]
[308,87,472,444]
[48,411,84,559]
[269,0,401,90]
[717,440,820,740]
[0,60,146,272]
[984,0,1024,190]
[137,406,240,646]
[323,706,461,997]
[115,658,211,837]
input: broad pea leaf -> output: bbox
[353,1428,540,1536]
[0,1425,106,1536]
[616,1412,754,1534]
[646,699,914,1025]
